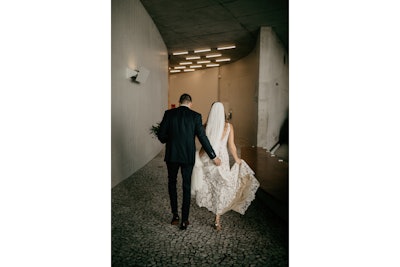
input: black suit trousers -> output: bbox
[166,162,194,222]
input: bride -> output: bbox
[191,102,260,230]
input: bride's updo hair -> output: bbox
[205,102,225,152]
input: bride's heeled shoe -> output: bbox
[214,223,222,231]
[214,215,222,231]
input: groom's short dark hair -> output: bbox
[179,93,192,104]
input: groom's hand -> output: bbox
[213,157,221,166]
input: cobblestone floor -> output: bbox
[112,151,288,266]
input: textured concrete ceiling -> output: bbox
[140,0,288,72]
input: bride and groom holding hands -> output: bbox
[157,93,259,231]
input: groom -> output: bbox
[158,93,221,230]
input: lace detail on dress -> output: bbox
[192,123,260,215]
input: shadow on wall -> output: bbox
[274,112,289,162]
[279,116,288,146]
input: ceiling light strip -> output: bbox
[172,51,188,55]
[206,64,220,67]
[194,48,211,53]
[179,62,192,65]
[183,69,195,72]
[186,56,201,60]
[190,65,202,68]
[217,45,236,50]
[197,60,210,64]
[215,58,231,62]
[205,54,222,58]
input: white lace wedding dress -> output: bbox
[191,123,260,215]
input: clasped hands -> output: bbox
[212,157,241,166]
[199,148,222,166]
[213,157,221,166]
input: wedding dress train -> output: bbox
[191,123,260,215]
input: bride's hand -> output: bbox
[235,158,242,164]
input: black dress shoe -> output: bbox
[171,214,179,225]
[179,220,190,230]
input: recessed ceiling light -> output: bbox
[186,56,201,60]
[179,62,192,65]
[206,64,220,67]
[215,58,231,62]
[170,70,181,73]
[197,60,210,64]
[194,48,211,53]
[205,54,222,58]
[174,66,186,69]
[183,69,195,72]
[190,65,202,68]
[172,51,188,55]
[217,45,236,50]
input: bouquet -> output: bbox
[149,122,160,138]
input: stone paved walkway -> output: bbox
[112,150,288,266]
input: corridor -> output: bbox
[112,150,288,266]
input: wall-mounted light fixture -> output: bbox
[126,66,150,83]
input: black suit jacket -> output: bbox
[158,106,216,164]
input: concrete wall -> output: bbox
[257,27,289,149]
[112,0,168,187]
[219,47,259,147]
[168,68,219,124]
